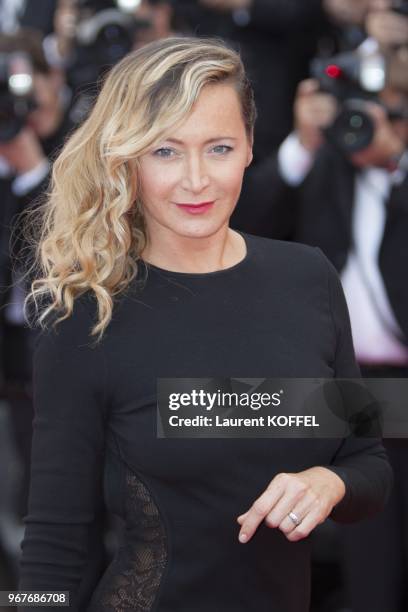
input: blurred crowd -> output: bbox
[0,1,408,611]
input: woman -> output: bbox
[18,36,392,611]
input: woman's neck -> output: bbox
[141,227,246,274]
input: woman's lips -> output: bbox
[175,201,215,214]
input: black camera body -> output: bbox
[0,53,36,143]
[310,4,408,155]
[310,51,385,154]
[67,3,150,93]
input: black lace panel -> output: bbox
[87,466,168,611]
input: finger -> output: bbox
[286,503,326,543]
[274,492,318,536]
[307,105,337,125]
[265,483,314,531]
[238,477,286,543]
[363,101,387,124]
[297,78,320,96]
[263,481,308,529]
[237,511,249,523]
[278,512,304,535]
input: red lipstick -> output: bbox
[175,201,215,214]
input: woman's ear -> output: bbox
[246,146,253,167]
[246,130,254,167]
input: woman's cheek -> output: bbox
[157,169,181,197]
[140,162,174,197]
[220,160,247,191]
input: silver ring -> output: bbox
[288,511,301,526]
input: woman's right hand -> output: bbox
[236,466,346,543]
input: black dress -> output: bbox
[18,233,392,612]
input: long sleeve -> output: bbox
[316,249,394,522]
[18,297,110,611]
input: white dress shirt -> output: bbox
[278,131,408,365]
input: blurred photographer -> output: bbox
[44,0,178,122]
[0,28,75,525]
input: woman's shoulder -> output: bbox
[243,232,333,280]
[33,290,101,356]
[31,291,110,420]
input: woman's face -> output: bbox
[137,83,253,243]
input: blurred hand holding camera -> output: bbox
[294,78,338,152]
[366,9,408,49]
[294,78,405,169]
[349,100,405,167]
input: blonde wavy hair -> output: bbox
[22,35,257,341]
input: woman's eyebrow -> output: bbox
[164,137,238,144]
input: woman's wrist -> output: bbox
[312,466,347,505]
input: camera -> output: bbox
[0,52,36,142]
[310,3,408,155]
[67,0,151,93]
[310,49,406,154]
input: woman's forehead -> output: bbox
[161,85,245,141]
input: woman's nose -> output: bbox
[180,154,210,193]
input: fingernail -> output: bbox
[239,532,247,543]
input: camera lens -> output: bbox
[324,106,375,154]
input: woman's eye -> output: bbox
[153,145,233,158]
[212,145,233,154]
[153,148,175,158]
